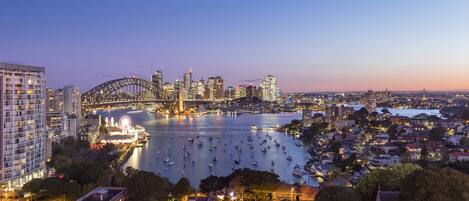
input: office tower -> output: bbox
[189,80,198,100]
[214,77,224,99]
[196,79,205,99]
[183,69,192,91]
[0,63,46,189]
[63,85,81,116]
[260,74,278,102]
[151,70,163,97]
[163,82,174,98]
[173,79,181,94]
[206,77,215,100]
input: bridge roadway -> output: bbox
[82,99,225,108]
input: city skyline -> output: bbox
[1,1,469,92]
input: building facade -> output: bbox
[63,85,81,116]
[0,63,46,189]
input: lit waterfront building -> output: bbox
[0,63,46,189]
[235,85,247,99]
[163,82,174,98]
[260,74,279,102]
[151,70,163,97]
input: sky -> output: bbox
[1,0,469,92]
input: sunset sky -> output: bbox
[1,0,468,92]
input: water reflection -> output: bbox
[99,110,317,187]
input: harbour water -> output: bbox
[98,106,440,187]
[98,110,315,187]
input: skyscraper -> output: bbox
[151,70,163,98]
[260,74,279,102]
[0,63,46,189]
[183,68,192,91]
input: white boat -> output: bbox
[250,125,258,130]
[292,165,304,177]
[127,110,143,114]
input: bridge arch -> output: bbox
[81,77,159,107]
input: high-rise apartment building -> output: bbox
[260,75,279,102]
[0,63,46,189]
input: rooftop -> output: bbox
[76,187,127,201]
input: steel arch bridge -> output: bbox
[82,77,169,108]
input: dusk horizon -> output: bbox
[2,0,469,92]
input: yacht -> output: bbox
[295,140,303,147]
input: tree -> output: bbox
[400,168,469,201]
[460,108,469,122]
[316,186,362,201]
[429,125,446,141]
[123,168,172,201]
[199,176,226,194]
[460,137,469,147]
[446,161,469,175]
[172,178,192,199]
[356,164,422,201]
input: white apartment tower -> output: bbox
[0,63,46,189]
[260,74,279,102]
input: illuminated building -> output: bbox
[183,68,192,92]
[226,86,235,100]
[151,70,163,97]
[0,63,46,189]
[162,82,174,98]
[260,74,279,102]
[235,85,247,99]
[196,79,205,99]
[205,76,224,100]
[246,85,259,98]
[63,85,81,116]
